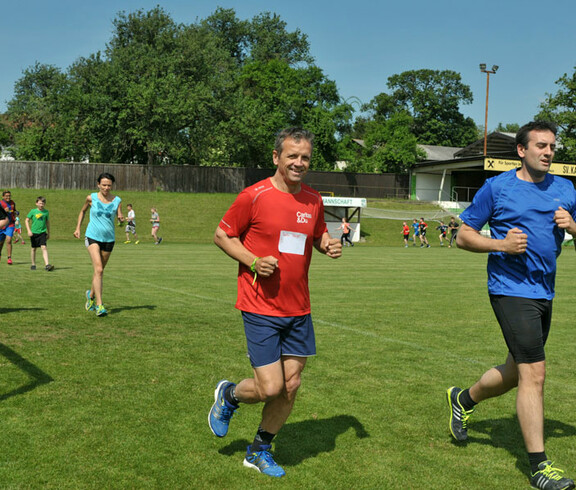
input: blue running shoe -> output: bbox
[208,380,237,437]
[95,305,108,317]
[85,290,95,311]
[243,445,285,478]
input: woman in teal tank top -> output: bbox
[73,173,124,317]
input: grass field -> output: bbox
[1,189,576,489]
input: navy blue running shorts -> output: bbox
[489,295,552,364]
[241,311,316,368]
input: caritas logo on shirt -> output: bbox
[297,211,312,224]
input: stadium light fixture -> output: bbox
[480,63,499,155]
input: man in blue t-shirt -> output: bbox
[446,121,576,490]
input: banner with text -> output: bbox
[484,158,576,177]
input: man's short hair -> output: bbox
[516,121,557,149]
[36,196,46,203]
[274,127,315,155]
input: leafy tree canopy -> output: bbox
[495,122,520,133]
[5,10,488,174]
[5,7,348,167]
[536,69,576,161]
[368,69,478,148]
[349,69,476,173]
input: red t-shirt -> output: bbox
[219,178,327,316]
[0,199,16,228]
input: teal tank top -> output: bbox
[85,193,121,242]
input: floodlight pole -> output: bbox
[480,64,498,156]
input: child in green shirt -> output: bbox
[25,196,54,271]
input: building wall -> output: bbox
[414,172,451,201]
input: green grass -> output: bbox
[1,190,576,488]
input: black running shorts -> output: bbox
[85,236,115,252]
[30,232,47,248]
[489,295,552,364]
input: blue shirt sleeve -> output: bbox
[459,178,495,231]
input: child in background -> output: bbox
[436,221,448,246]
[150,207,163,245]
[26,196,54,271]
[13,211,25,244]
[124,204,140,244]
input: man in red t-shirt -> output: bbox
[209,128,342,477]
[402,221,410,247]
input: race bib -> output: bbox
[278,230,307,255]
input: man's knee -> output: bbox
[256,372,302,402]
[255,378,285,402]
[519,361,546,387]
[284,372,302,398]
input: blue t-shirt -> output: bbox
[460,169,576,300]
[85,193,121,243]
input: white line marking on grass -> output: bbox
[315,319,487,366]
[108,278,576,389]
[109,276,234,304]
[315,319,576,390]
[110,278,488,365]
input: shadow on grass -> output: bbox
[458,416,576,477]
[0,343,54,401]
[219,414,369,467]
[0,307,45,314]
[108,304,157,314]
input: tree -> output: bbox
[385,69,477,147]
[246,12,312,64]
[202,8,312,65]
[5,7,351,167]
[352,112,424,173]
[536,69,576,161]
[69,7,236,164]
[201,9,348,169]
[495,122,520,133]
[0,115,13,148]
[349,69,477,173]
[202,8,249,64]
[6,62,73,161]
[218,59,349,169]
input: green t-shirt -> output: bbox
[27,208,49,234]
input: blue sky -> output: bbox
[2,0,575,131]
